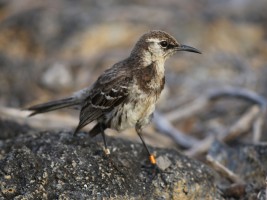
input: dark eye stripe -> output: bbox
[167,44,175,49]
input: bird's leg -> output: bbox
[100,124,110,155]
[135,126,156,166]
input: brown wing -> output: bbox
[74,66,132,133]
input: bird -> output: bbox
[27,30,201,166]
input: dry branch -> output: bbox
[161,87,266,155]
[222,105,261,142]
[165,97,208,122]
[252,113,264,143]
[165,87,266,123]
[186,105,262,157]
[206,155,244,184]
[153,112,199,148]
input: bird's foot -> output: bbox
[103,148,110,155]
[141,155,161,176]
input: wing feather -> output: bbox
[74,65,132,133]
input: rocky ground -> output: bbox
[0,0,267,199]
[0,120,222,199]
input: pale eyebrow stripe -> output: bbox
[147,38,161,43]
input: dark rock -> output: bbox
[0,120,222,199]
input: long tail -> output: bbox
[27,97,79,117]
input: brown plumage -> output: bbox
[27,30,201,164]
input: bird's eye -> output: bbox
[160,41,168,48]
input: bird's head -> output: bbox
[131,30,201,65]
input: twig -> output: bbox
[208,87,267,111]
[165,87,266,123]
[222,105,261,142]
[252,113,264,143]
[206,155,244,184]
[153,112,199,148]
[184,135,214,157]
[186,105,261,157]
[210,88,266,143]
[165,97,208,122]
[164,87,266,156]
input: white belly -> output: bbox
[110,93,157,131]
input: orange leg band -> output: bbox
[149,154,156,165]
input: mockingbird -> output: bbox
[28,30,201,165]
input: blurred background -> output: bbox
[0,0,267,147]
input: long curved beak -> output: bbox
[176,44,201,54]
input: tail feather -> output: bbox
[28,97,79,117]
[88,123,102,137]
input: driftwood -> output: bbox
[165,87,266,122]
[185,105,261,157]
[153,112,198,148]
[206,154,244,184]
[153,87,267,157]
